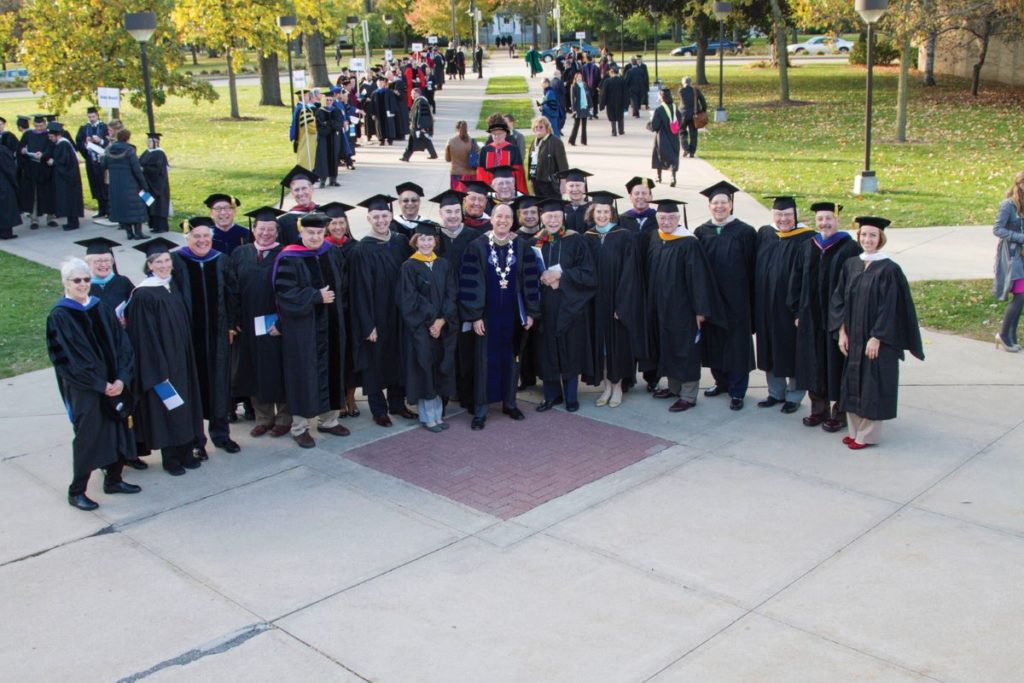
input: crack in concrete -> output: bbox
[116,622,271,682]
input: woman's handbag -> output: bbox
[693,89,709,129]
[467,139,479,169]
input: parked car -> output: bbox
[540,42,602,63]
[787,36,853,55]
[671,40,744,57]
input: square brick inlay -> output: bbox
[342,402,672,519]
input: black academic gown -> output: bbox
[227,244,287,404]
[649,104,682,172]
[90,275,134,312]
[695,218,757,375]
[0,145,21,236]
[47,137,84,220]
[459,234,542,407]
[274,243,347,417]
[790,233,862,400]
[536,231,597,380]
[139,148,171,222]
[314,105,342,179]
[619,208,659,282]
[583,227,647,384]
[348,233,411,393]
[439,225,482,407]
[372,87,401,142]
[599,75,627,121]
[46,297,135,472]
[75,121,108,205]
[563,202,590,233]
[830,257,924,421]
[276,207,319,246]
[644,232,723,382]
[753,226,815,377]
[18,130,53,214]
[124,280,205,450]
[171,250,232,421]
[399,257,458,402]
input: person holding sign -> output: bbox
[125,237,205,476]
[74,107,109,220]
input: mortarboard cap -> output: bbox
[319,201,355,219]
[654,199,687,213]
[147,132,162,140]
[538,197,566,214]
[180,216,216,233]
[854,216,891,230]
[280,165,318,188]
[429,189,466,207]
[626,176,656,193]
[486,120,510,133]
[461,180,493,196]
[557,168,593,183]
[204,193,241,209]
[588,191,622,206]
[46,122,63,134]
[358,194,396,212]
[298,212,331,229]
[489,165,516,179]
[413,219,441,237]
[16,115,29,126]
[766,195,798,211]
[32,114,45,123]
[133,236,179,258]
[245,206,285,222]
[395,181,425,197]
[810,201,842,214]
[86,106,98,115]
[44,114,59,122]
[75,236,121,255]
[512,195,541,212]
[0,115,5,124]
[700,180,740,201]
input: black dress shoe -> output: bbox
[126,458,149,470]
[704,385,726,397]
[565,401,580,412]
[213,439,241,453]
[103,481,142,495]
[389,408,417,419]
[781,401,800,414]
[182,458,202,470]
[68,493,99,510]
[164,464,187,476]
[373,414,393,427]
[195,447,209,461]
[729,398,744,411]
[502,407,525,420]
[536,400,557,412]
[653,388,679,400]
[757,396,782,408]
[471,416,486,430]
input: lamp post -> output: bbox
[853,0,888,194]
[347,16,359,59]
[712,1,731,123]
[278,15,297,110]
[124,11,157,137]
[384,14,393,49]
[553,1,561,47]
[651,9,660,86]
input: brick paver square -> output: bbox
[343,403,672,519]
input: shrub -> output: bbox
[849,34,900,66]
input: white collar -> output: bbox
[859,252,890,262]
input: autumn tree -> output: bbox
[18,0,216,114]
[0,5,19,71]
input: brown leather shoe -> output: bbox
[669,398,696,412]
[821,418,846,433]
[373,414,393,427]
[802,412,826,427]
[317,424,351,437]
[653,388,680,400]
[270,424,291,437]
[250,424,270,437]
[293,431,316,448]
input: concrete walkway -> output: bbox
[2,53,1022,682]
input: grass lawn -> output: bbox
[485,76,529,95]
[910,279,1004,343]
[0,252,63,379]
[477,98,536,131]
[652,62,1023,228]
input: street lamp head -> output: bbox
[124,11,156,43]
[855,0,888,24]
[383,14,394,26]
[346,15,359,29]
[277,15,297,36]
[712,1,732,22]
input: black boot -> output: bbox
[134,224,148,239]
[123,224,135,240]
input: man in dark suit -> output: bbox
[599,65,627,136]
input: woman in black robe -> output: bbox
[582,192,646,408]
[399,222,458,432]
[139,133,170,233]
[76,237,135,312]
[534,198,597,412]
[45,123,83,230]
[314,95,342,187]
[322,201,359,417]
[830,216,924,450]
[647,89,683,187]
[124,238,205,475]
[46,258,140,510]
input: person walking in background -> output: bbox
[678,76,707,159]
[445,120,478,191]
[993,170,1024,352]
[400,87,438,162]
[474,44,484,79]
[624,57,646,118]
[526,44,543,78]
[599,65,626,137]
[567,72,591,147]
[538,78,563,137]
[647,89,683,187]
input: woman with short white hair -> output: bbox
[46,257,140,510]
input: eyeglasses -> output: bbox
[68,277,92,284]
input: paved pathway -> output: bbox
[1,52,1022,682]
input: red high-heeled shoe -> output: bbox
[848,441,873,450]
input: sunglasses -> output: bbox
[68,277,92,284]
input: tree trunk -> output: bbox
[306,29,330,88]
[226,47,240,119]
[971,15,993,97]
[259,52,284,106]
[191,44,198,66]
[673,22,681,43]
[923,29,937,85]
[770,0,790,103]
[695,24,708,86]
[895,33,911,142]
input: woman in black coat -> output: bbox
[101,129,151,240]
[567,72,592,147]
[139,133,170,233]
[648,89,683,186]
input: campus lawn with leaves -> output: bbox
[0,252,63,379]
[657,63,1023,228]
[485,75,529,95]
[910,279,1004,342]
[477,98,536,131]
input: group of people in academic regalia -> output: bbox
[0,109,170,241]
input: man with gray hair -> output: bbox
[678,76,707,159]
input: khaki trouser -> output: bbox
[847,413,882,445]
[291,410,340,437]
